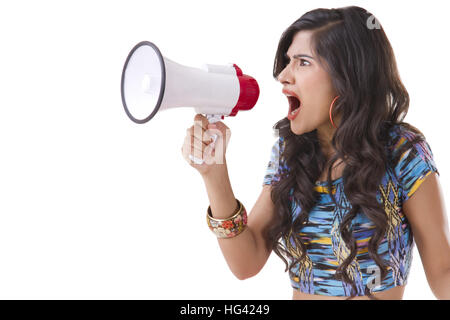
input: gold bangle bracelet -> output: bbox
[207,198,242,221]
[206,199,248,238]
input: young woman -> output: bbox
[181,6,450,300]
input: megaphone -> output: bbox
[120,41,260,164]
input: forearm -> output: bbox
[201,164,259,280]
[202,162,237,219]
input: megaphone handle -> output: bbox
[188,114,222,164]
[206,114,221,144]
[206,114,222,124]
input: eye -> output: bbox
[298,59,310,67]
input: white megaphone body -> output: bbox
[120,41,260,164]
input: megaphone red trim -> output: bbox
[228,64,260,117]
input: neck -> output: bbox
[317,127,336,160]
[316,114,342,160]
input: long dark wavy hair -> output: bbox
[262,6,426,299]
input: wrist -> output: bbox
[201,161,228,181]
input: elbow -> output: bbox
[234,268,259,281]
[428,267,450,300]
[235,273,253,281]
[236,273,251,281]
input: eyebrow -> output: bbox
[284,53,314,60]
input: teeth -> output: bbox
[290,101,301,115]
[290,106,300,115]
[286,94,301,117]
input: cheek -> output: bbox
[302,75,334,108]
[298,73,323,99]
[303,84,333,123]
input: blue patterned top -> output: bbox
[262,124,439,296]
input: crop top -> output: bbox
[262,124,440,297]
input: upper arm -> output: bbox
[246,137,283,275]
[403,172,450,288]
[396,134,450,286]
[246,184,277,275]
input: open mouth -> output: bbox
[288,96,301,115]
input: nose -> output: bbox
[277,65,292,85]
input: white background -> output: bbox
[0,0,448,299]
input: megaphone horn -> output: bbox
[120,41,260,125]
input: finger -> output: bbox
[208,120,221,129]
[186,130,209,148]
[194,113,209,132]
[181,144,193,164]
[208,120,229,133]
[188,127,212,145]
[204,141,216,160]
[181,144,191,162]
[190,141,204,162]
[184,133,206,153]
[181,142,202,165]
[205,127,223,145]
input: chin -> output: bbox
[290,122,304,135]
[290,121,313,136]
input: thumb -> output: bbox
[207,121,226,139]
[208,120,228,131]
[207,122,230,149]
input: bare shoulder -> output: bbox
[402,172,450,285]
